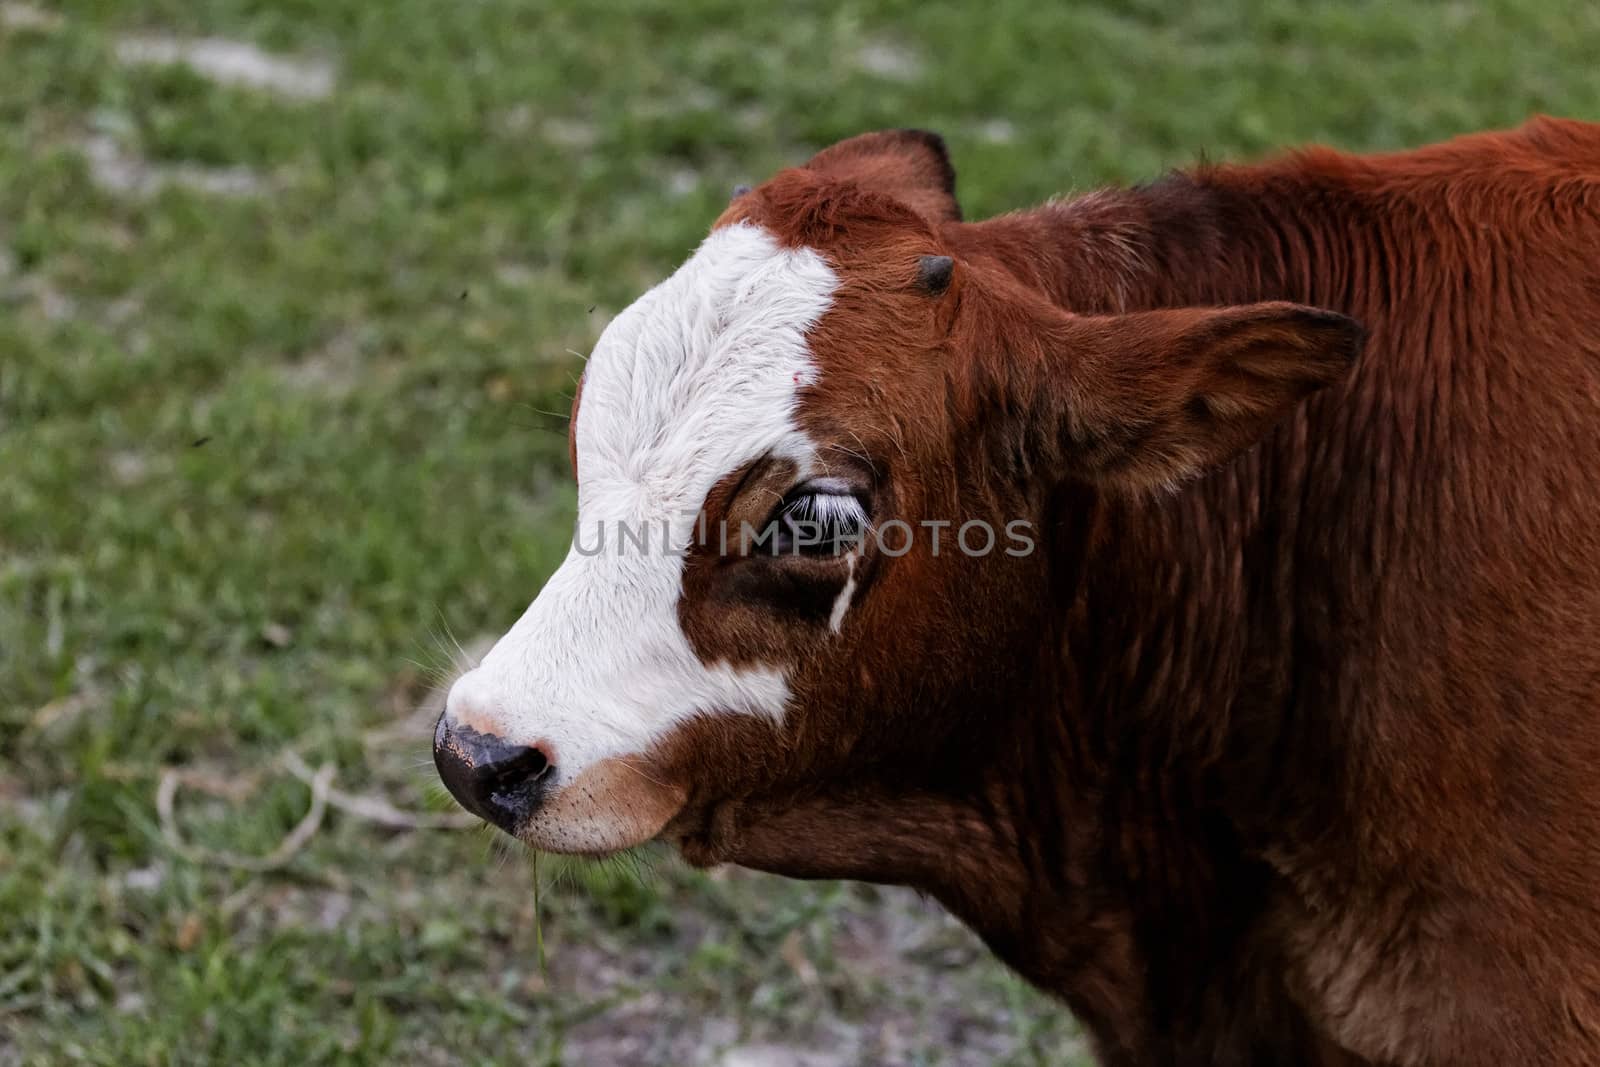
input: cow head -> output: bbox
[434,130,1360,874]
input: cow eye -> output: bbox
[769,484,868,556]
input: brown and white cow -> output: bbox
[434,119,1600,1066]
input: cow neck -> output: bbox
[930,163,1385,1062]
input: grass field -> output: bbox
[2,1,1597,1064]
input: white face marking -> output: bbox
[828,553,859,634]
[445,224,838,833]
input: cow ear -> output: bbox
[1041,303,1363,492]
[806,129,961,223]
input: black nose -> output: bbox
[433,716,552,833]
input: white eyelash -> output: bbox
[780,492,868,538]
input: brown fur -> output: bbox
[600,119,1600,1065]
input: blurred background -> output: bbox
[2,2,1596,1064]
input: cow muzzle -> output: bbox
[432,715,554,834]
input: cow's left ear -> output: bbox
[806,129,961,223]
[1023,302,1363,492]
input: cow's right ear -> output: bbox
[806,129,961,223]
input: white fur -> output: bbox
[828,553,859,634]
[445,224,837,798]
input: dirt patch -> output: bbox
[9,273,77,321]
[543,117,600,151]
[275,329,372,398]
[665,166,701,199]
[719,1043,850,1067]
[0,2,62,32]
[976,118,1018,144]
[855,40,923,82]
[114,35,335,101]
[542,874,1072,1067]
[78,133,267,199]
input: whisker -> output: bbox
[522,404,572,422]
[434,609,475,673]
[500,415,571,437]
[612,757,670,789]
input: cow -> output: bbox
[433,118,1600,1066]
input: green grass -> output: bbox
[2,1,1596,1063]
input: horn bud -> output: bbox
[916,254,954,295]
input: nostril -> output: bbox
[482,744,550,792]
[433,718,556,832]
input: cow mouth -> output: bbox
[503,758,691,857]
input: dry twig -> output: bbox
[281,750,476,831]
[156,762,334,872]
